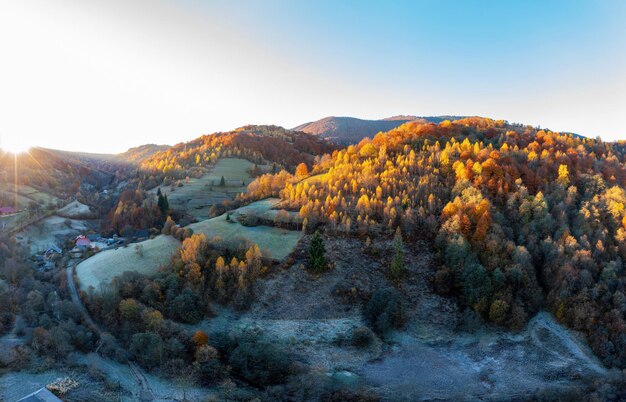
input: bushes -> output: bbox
[228,341,296,386]
[194,344,227,386]
[129,332,164,369]
[350,326,376,348]
[363,288,406,336]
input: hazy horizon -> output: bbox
[1,0,625,153]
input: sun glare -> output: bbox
[0,136,33,154]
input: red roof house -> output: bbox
[0,206,15,215]
[75,235,91,248]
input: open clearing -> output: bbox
[229,198,301,224]
[149,158,263,220]
[76,235,180,291]
[188,198,302,258]
[76,198,302,290]
[57,200,93,219]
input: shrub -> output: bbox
[239,213,260,227]
[363,288,406,336]
[351,326,376,348]
[129,332,164,369]
[228,341,295,386]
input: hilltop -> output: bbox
[294,115,467,145]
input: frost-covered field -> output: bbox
[76,234,180,290]
[76,198,302,290]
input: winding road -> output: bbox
[66,263,156,401]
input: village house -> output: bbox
[45,245,62,258]
[0,206,15,215]
[75,235,91,250]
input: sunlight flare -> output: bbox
[0,134,33,154]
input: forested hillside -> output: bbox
[140,125,334,180]
[117,144,171,164]
[0,148,119,203]
[247,117,626,367]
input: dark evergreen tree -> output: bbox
[219,176,226,187]
[157,190,169,215]
[307,231,327,273]
[389,228,406,280]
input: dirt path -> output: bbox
[129,362,157,401]
[66,263,157,401]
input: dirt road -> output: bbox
[66,263,156,401]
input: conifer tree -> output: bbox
[219,176,226,187]
[390,227,406,280]
[307,231,327,273]
[157,188,169,215]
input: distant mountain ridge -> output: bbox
[294,115,467,145]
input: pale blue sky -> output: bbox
[0,0,625,153]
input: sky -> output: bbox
[0,0,625,153]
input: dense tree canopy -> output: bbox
[246,117,626,368]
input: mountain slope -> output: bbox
[140,125,335,179]
[294,115,467,145]
[251,116,626,369]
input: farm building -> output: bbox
[43,245,62,262]
[75,235,91,250]
[0,206,15,215]
[45,245,62,255]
